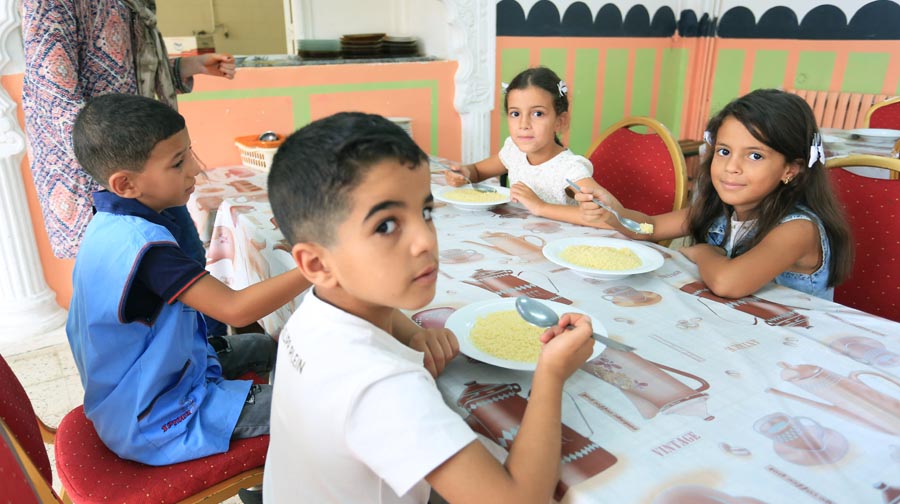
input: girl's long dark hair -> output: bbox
[504,67,568,147]
[688,89,852,287]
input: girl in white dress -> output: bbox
[444,67,610,228]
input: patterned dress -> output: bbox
[23,0,139,258]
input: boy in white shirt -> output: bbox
[264,112,596,504]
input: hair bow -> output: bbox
[703,130,713,146]
[557,80,568,97]
[501,82,509,94]
[808,132,824,168]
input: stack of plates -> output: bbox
[340,33,384,59]
[297,39,341,59]
[383,35,420,57]
[387,117,412,137]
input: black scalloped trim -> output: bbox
[497,0,900,40]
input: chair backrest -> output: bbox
[865,96,900,130]
[0,354,59,502]
[826,156,900,321]
[585,116,688,216]
[0,355,53,486]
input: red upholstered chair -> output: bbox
[826,155,900,321]
[0,353,269,503]
[865,96,900,130]
[585,116,689,217]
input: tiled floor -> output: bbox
[1,326,242,503]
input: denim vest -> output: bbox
[705,205,833,300]
[67,211,250,465]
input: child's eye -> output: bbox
[173,158,184,168]
[509,111,520,118]
[715,147,730,157]
[533,111,544,118]
[749,152,764,161]
[376,219,398,235]
[423,207,433,221]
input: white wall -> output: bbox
[291,0,449,58]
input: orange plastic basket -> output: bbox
[234,135,285,171]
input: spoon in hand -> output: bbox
[435,161,497,193]
[565,179,652,235]
[515,296,636,352]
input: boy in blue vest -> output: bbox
[263,112,596,503]
[65,93,312,465]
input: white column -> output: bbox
[0,0,67,342]
[443,0,496,163]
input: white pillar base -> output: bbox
[0,0,67,345]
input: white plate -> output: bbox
[543,236,665,279]
[433,185,511,211]
[445,298,605,371]
[847,128,900,140]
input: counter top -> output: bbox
[235,54,440,68]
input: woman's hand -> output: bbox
[181,53,236,80]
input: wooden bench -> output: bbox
[786,89,893,129]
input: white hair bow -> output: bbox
[558,80,568,97]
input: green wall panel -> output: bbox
[631,48,656,118]
[499,48,532,148]
[794,51,836,91]
[600,48,629,132]
[569,49,599,155]
[657,47,687,139]
[842,53,890,93]
[539,48,568,80]
[709,49,745,118]
[750,50,788,90]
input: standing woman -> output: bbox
[23,0,234,334]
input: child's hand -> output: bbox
[680,243,726,263]
[573,186,622,224]
[443,164,472,187]
[408,328,460,378]
[510,182,545,215]
[536,313,595,382]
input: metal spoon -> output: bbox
[565,179,651,235]
[515,296,636,352]
[434,160,497,193]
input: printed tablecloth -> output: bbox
[190,170,900,504]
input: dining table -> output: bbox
[188,165,900,504]
[821,127,900,179]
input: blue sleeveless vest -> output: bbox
[705,205,834,300]
[67,211,250,465]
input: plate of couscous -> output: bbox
[433,185,511,211]
[445,298,605,371]
[543,236,664,279]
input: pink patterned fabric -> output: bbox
[55,406,268,503]
[588,127,677,216]
[829,169,900,321]
[22,0,138,258]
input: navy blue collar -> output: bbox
[92,191,182,237]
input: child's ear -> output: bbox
[291,242,337,288]
[108,171,141,198]
[784,160,803,182]
[556,111,571,134]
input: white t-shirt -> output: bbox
[263,290,477,504]
[498,136,594,205]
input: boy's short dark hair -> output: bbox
[268,112,428,246]
[73,93,186,186]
